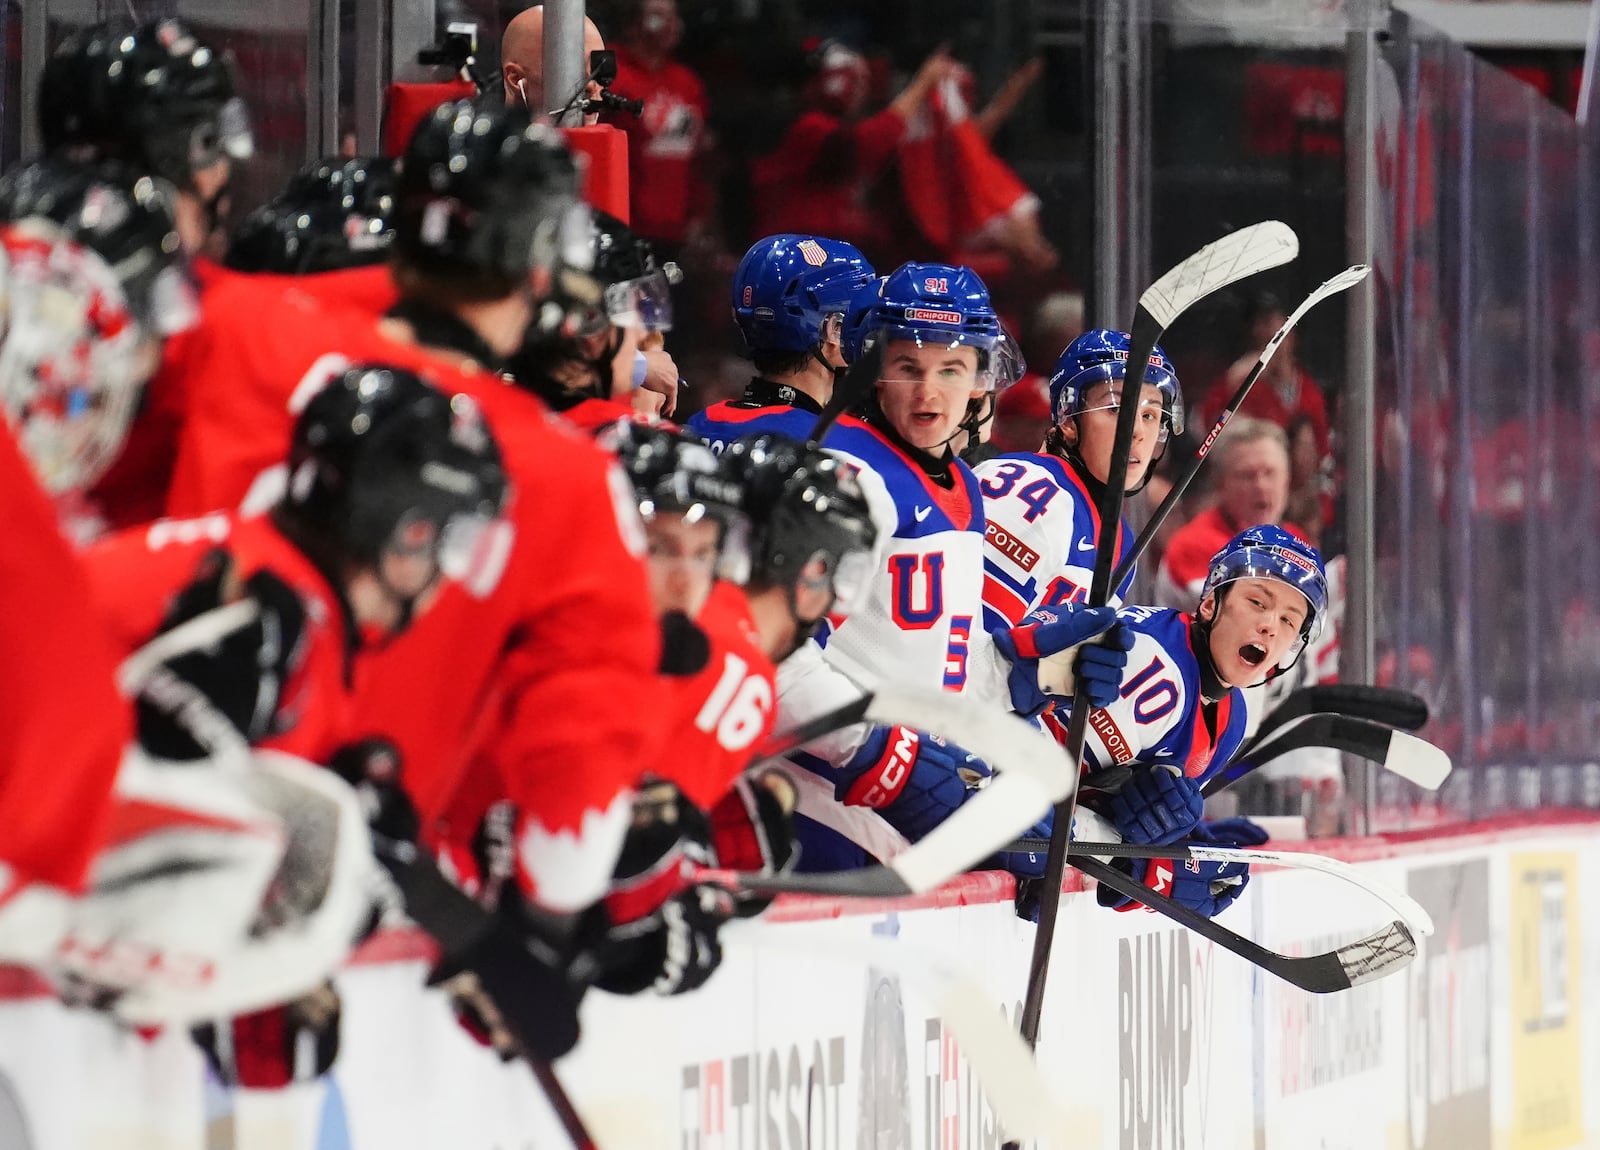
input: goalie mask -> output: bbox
[0,157,194,497]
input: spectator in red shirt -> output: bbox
[610,0,712,252]
[1200,290,1333,472]
[750,39,955,256]
[1155,417,1303,608]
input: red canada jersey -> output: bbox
[659,581,777,809]
[82,513,356,764]
[610,47,709,245]
[352,371,663,912]
[93,263,398,530]
[159,287,663,913]
[0,429,129,891]
[165,273,406,518]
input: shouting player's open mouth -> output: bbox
[1239,641,1268,668]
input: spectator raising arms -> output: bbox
[750,40,955,257]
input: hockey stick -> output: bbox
[1073,705,1448,806]
[1063,839,1432,935]
[732,684,1073,897]
[369,835,599,1150]
[806,340,884,446]
[1016,220,1300,1054]
[721,923,1073,1144]
[1108,264,1369,591]
[1070,855,1415,993]
[1203,712,1452,795]
[1237,683,1428,762]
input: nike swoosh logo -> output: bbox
[915,506,933,522]
[1076,538,1097,551]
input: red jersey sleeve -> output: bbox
[0,431,130,891]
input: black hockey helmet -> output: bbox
[226,156,398,275]
[393,100,590,286]
[0,156,195,336]
[603,420,744,525]
[281,364,510,598]
[717,433,879,627]
[40,20,253,190]
[578,210,681,336]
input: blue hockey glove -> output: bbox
[990,808,1054,882]
[832,725,991,842]
[1194,817,1270,847]
[1106,764,1204,845]
[991,606,1133,718]
[1098,850,1250,919]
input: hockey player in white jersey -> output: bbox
[777,263,1130,867]
[1011,524,1329,918]
[976,328,1185,632]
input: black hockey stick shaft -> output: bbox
[1068,856,1404,993]
[1014,309,1159,1050]
[805,341,884,447]
[370,837,599,1150]
[1238,684,1427,762]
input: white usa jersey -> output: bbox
[1072,605,1250,784]
[973,452,1136,633]
[775,416,1011,765]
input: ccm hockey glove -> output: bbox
[1097,850,1250,919]
[830,726,992,842]
[991,605,1133,718]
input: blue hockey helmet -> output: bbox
[849,261,1005,390]
[1200,524,1328,650]
[1048,328,1184,441]
[731,234,876,357]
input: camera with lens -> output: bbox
[582,50,644,117]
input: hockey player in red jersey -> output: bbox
[513,209,684,430]
[84,363,509,766]
[0,155,197,891]
[552,424,881,1000]
[84,362,508,1085]
[0,162,373,1029]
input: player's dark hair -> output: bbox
[391,257,519,308]
[751,348,816,379]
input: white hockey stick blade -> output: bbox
[1381,729,1453,790]
[737,686,1073,898]
[722,924,1074,1146]
[861,685,1072,894]
[1136,221,1300,331]
[1067,807,1433,939]
[1179,845,1432,938]
[1264,265,1369,359]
